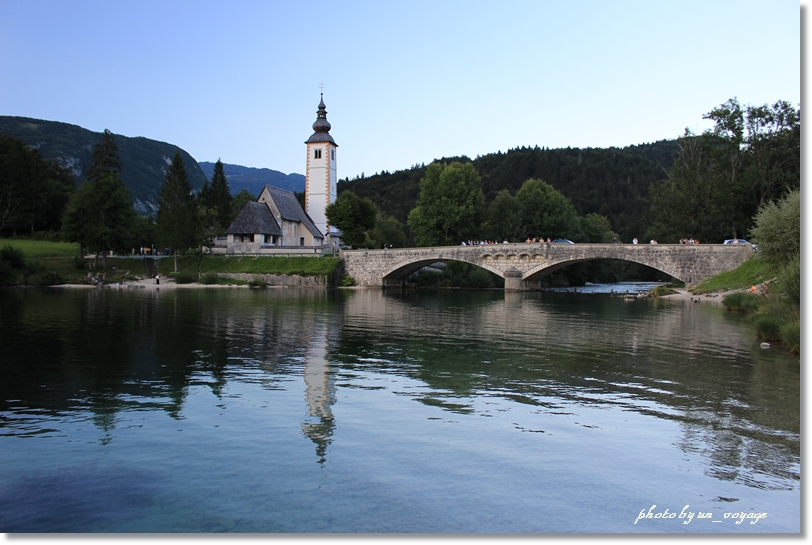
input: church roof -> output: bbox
[226,201,281,235]
[305,94,338,146]
[262,185,324,240]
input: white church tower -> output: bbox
[304,94,339,250]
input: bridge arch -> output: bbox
[381,257,504,286]
[522,255,684,284]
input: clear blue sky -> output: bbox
[0,0,802,181]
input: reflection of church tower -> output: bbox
[301,320,336,463]
[305,94,339,250]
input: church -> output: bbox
[214,94,341,255]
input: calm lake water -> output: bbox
[0,286,800,533]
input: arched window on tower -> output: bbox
[314,149,322,159]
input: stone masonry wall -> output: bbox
[342,243,755,288]
[219,273,327,287]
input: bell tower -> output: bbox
[304,93,338,248]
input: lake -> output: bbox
[0,286,800,533]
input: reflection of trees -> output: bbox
[338,289,800,488]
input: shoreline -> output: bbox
[47,278,735,302]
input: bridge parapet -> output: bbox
[341,243,755,289]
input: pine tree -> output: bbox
[156,150,197,272]
[62,131,134,268]
[209,159,232,231]
[86,129,122,184]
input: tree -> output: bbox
[61,130,134,268]
[208,159,232,232]
[369,214,409,248]
[515,178,580,240]
[0,135,74,236]
[324,190,377,248]
[483,189,524,242]
[648,98,800,243]
[156,150,197,272]
[647,131,722,242]
[580,213,615,243]
[230,189,254,226]
[407,161,484,246]
[86,129,122,184]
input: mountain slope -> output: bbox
[0,116,207,215]
[198,162,305,197]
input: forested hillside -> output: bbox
[199,162,304,197]
[0,116,206,215]
[338,140,679,242]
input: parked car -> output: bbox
[723,239,751,245]
[552,239,574,244]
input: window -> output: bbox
[331,149,335,160]
[314,149,322,159]
[300,237,305,247]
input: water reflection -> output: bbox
[0,287,800,532]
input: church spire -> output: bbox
[305,93,337,145]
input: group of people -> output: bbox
[461,240,511,245]
[679,238,700,244]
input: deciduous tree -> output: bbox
[407,161,484,246]
[515,178,580,240]
[325,190,377,248]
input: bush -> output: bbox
[749,189,800,265]
[173,272,196,284]
[722,291,760,312]
[73,256,87,270]
[650,285,678,297]
[775,254,800,307]
[752,314,782,341]
[340,274,356,287]
[0,244,25,269]
[200,271,220,285]
[248,276,268,288]
[780,319,800,353]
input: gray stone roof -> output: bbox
[263,185,324,240]
[226,201,281,235]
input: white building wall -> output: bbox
[305,142,336,240]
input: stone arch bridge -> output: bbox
[341,243,755,290]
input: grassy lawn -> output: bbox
[691,254,775,294]
[0,238,80,257]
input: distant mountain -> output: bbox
[199,162,305,197]
[0,116,207,215]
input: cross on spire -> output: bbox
[319,81,325,93]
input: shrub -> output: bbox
[749,189,800,265]
[775,254,800,307]
[722,291,760,312]
[650,285,678,297]
[780,319,800,353]
[73,256,87,270]
[200,271,220,285]
[173,272,196,284]
[0,244,25,270]
[248,276,268,288]
[752,314,782,341]
[340,274,356,287]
